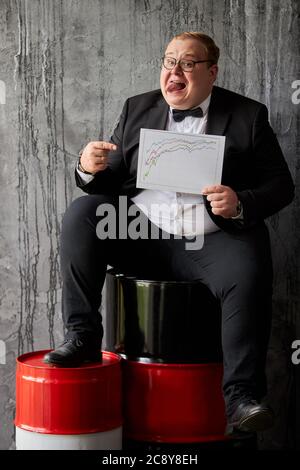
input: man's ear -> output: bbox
[209,64,218,83]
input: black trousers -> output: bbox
[60,194,273,413]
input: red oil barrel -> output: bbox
[15,350,122,450]
[123,360,227,443]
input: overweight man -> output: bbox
[44,32,294,435]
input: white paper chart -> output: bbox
[137,128,225,194]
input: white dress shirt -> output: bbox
[77,94,221,236]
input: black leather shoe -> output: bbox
[226,399,274,435]
[43,339,101,366]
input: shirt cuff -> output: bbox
[76,163,95,184]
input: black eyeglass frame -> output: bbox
[161,56,214,72]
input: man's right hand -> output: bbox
[79,141,117,174]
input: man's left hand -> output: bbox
[201,185,239,218]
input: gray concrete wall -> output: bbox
[0,0,299,450]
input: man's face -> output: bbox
[160,38,218,110]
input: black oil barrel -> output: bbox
[105,269,222,363]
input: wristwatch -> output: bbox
[77,155,92,175]
[231,200,243,220]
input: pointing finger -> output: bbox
[91,141,117,151]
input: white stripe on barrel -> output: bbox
[16,427,122,450]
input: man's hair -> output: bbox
[172,32,220,65]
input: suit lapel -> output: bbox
[144,96,169,130]
[204,86,233,226]
[206,86,231,136]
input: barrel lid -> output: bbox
[16,350,121,369]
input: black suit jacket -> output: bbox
[76,86,294,232]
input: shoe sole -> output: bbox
[227,408,274,435]
[43,356,102,367]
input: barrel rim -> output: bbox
[16,350,121,370]
[15,423,123,435]
[106,270,202,286]
[122,358,223,369]
[119,354,223,365]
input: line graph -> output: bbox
[144,137,217,178]
[137,129,225,194]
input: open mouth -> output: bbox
[166,81,186,93]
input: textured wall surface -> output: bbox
[0,0,299,450]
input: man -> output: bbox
[44,32,294,435]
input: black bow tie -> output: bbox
[172,107,203,122]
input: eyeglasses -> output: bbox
[162,56,213,72]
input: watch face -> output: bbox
[236,201,243,218]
